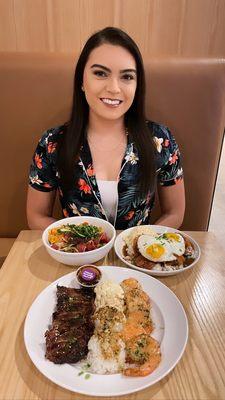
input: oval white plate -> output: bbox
[24,266,188,397]
[114,225,201,276]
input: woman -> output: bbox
[27,27,185,230]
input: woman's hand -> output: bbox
[26,186,57,230]
[155,180,185,229]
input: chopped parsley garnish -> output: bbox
[57,223,101,239]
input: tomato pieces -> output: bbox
[100,232,108,243]
[76,243,87,252]
[86,240,97,251]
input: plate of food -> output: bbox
[24,266,188,397]
[114,225,201,276]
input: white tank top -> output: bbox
[97,180,118,224]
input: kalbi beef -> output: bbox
[52,309,92,324]
[45,285,95,364]
[45,322,94,363]
[56,285,95,302]
[51,319,94,335]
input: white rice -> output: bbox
[151,263,184,271]
[86,280,126,374]
[87,335,126,374]
[94,280,124,312]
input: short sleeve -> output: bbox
[29,130,58,192]
[152,123,183,187]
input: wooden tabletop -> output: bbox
[0,230,225,400]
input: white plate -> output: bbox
[114,225,201,277]
[24,266,188,397]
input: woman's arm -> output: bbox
[26,186,57,230]
[155,180,185,229]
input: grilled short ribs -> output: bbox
[45,285,95,364]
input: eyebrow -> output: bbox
[90,64,137,74]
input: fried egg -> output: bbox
[160,233,185,256]
[137,233,185,262]
[137,235,177,262]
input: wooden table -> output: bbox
[0,230,225,400]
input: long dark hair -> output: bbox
[58,26,156,196]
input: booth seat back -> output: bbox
[0,53,224,237]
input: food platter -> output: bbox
[24,266,188,397]
[114,225,201,277]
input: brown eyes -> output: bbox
[93,70,107,77]
[93,70,135,81]
[122,74,135,81]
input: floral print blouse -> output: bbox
[29,121,183,229]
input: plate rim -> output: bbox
[24,266,189,397]
[114,225,201,276]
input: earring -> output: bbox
[81,85,84,91]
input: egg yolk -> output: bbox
[164,233,180,241]
[146,244,165,259]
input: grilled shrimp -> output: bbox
[121,279,152,336]
[121,320,146,341]
[121,278,141,291]
[123,334,161,377]
[127,311,153,334]
[125,288,150,314]
[121,278,150,314]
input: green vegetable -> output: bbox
[57,223,101,239]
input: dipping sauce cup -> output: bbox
[76,265,102,288]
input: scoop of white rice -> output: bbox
[94,280,124,312]
[87,335,126,374]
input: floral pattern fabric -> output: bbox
[29,121,183,229]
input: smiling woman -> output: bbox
[83,46,137,123]
[27,27,185,230]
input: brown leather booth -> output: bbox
[0,53,225,237]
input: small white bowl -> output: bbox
[42,216,116,266]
